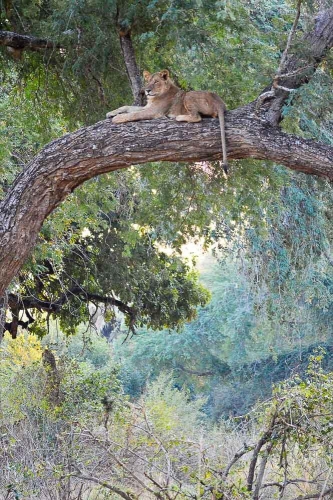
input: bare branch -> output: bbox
[253,442,273,500]
[77,427,162,498]
[70,472,135,500]
[221,444,254,481]
[247,418,276,493]
[142,405,173,489]
[292,488,333,500]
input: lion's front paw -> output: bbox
[106,111,117,118]
[112,114,128,124]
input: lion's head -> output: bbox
[143,70,172,98]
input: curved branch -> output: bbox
[221,444,254,480]
[0,107,332,297]
[6,288,136,334]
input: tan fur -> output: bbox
[106,70,228,171]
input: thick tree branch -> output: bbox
[0,30,60,51]
[0,106,332,297]
[5,288,137,336]
[9,288,134,317]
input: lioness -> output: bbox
[107,70,228,172]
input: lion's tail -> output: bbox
[218,106,228,174]
[215,97,228,174]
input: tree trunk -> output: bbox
[119,30,144,105]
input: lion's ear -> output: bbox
[143,71,151,82]
[159,69,169,80]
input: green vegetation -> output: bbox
[1,334,332,498]
[1,0,333,498]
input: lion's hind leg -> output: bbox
[175,113,201,123]
[176,97,202,122]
